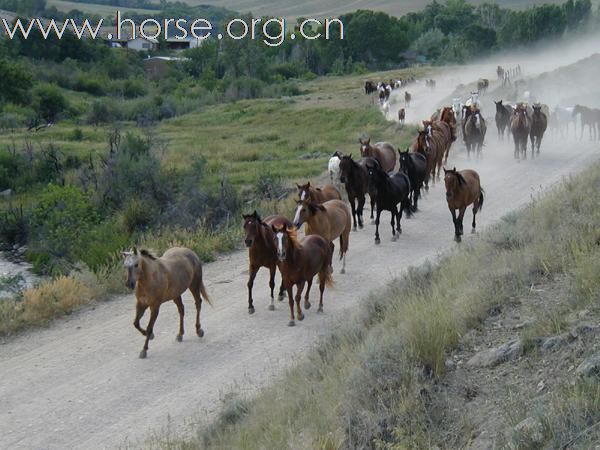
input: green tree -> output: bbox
[0,58,32,105]
[34,84,68,122]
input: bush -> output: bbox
[0,206,28,249]
[34,84,68,122]
[73,74,106,96]
[87,98,118,125]
[122,78,146,99]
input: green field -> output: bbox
[47,0,157,16]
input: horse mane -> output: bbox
[308,203,326,213]
[452,171,466,186]
[139,249,157,260]
[286,227,303,250]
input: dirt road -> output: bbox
[2,52,600,448]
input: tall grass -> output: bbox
[153,164,600,449]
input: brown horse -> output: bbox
[511,104,531,160]
[440,106,458,144]
[398,108,406,126]
[530,104,548,155]
[444,168,484,242]
[424,119,453,165]
[463,107,487,159]
[358,138,397,172]
[405,91,412,107]
[413,125,445,187]
[243,211,292,314]
[123,247,211,359]
[272,225,333,326]
[297,181,342,203]
[572,104,598,141]
[293,198,351,273]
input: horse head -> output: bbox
[271,224,288,261]
[339,153,354,184]
[443,167,465,199]
[297,182,311,201]
[359,137,371,156]
[293,199,325,229]
[398,148,411,171]
[122,247,142,290]
[242,210,262,247]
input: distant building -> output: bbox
[126,36,158,51]
[164,36,204,51]
[144,56,188,79]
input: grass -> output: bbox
[149,162,600,448]
[47,0,157,16]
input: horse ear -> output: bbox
[443,167,448,174]
[132,246,138,255]
[296,183,301,189]
[349,153,353,159]
[366,138,370,145]
[453,167,456,172]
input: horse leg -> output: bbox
[374,208,382,244]
[304,278,312,310]
[358,195,366,229]
[390,209,397,241]
[350,196,358,231]
[450,208,460,241]
[133,302,148,336]
[191,291,205,338]
[247,264,258,314]
[139,305,160,359]
[458,207,467,237]
[278,279,285,301]
[318,271,327,313]
[286,283,295,326]
[173,296,185,342]
[472,203,478,232]
[268,266,276,311]
[295,281,305,322]
[396,205,403,235]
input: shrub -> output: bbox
[0,206,29,250]
[73,74,106,96]
[33,84,68,122]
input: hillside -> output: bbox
[178,0,594,19]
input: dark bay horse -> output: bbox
[398,108,406,127]
[399,148,427,211]
[530,104,548,155]
[494,100,512,140]
[297,181,342,203]
[358,138,397,173]
[272,225,333,326]
[366,160,412,244]
[444,168,484,242]
[511,104,531,160]
[293,198,351,273]
[243,211,292,314]
[463,107,487,159]
[338,153,379,228]
[123,247,211,359]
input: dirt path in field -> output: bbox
[1,57,599,449]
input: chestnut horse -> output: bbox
[511,104,531,160]
[413,127,444,188]
[359,138,397,173]
[398,108,406,127]
[123,247,211,359]
[440,106,458,145]
[272,225,333,326]
[293,198,351,273]
[297,181,342,203]
[424,119,453,165]
[444,168,484,242]
[405,91,412,107]
[243,211,292,314]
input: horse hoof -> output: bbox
[455,236,462,242]
[359,224,364,229]
[278,295,285,302]
[352,226,357,232]
[176,334,183,342]
[197,328,205,338]
[304,302,311,310]
[391,235,398,242]
[268,304,275,311]
[370,220,376,225]
[375,239,381,245]
[471,228,476,234]
[340,268,345,274]
[139,350,147,359]
[298,313,305,321]
[248,306,256,314]
[317,306,324,313]
[288,320,295,327]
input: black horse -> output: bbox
[494,100,513,140]
[338,153,369,231]
[398,149,427,212]
[366,160,412,244]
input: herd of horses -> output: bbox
[121,67,600,359]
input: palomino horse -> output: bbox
[365,160,412,244]
[272,225,333,326]
[123,247,211,358]
[297,181,342,203]
[573,105,598,141]
[511,104,531,160]
[358,138,397,172]
[463,107,487,159]
[444,168,484,242]
[293,198,351,273]
[243,211,292,314]
[530,104,548,155]
[494,100,512,140]
[405,91,412,108]
[399,148,427,212]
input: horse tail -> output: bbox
[324,269,334,288]
[476,188,485,213]
[199,279,213,306]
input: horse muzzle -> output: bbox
[126,280,135,290]
[446,191,453,199]
[293,221,302,229]
[277,252,286,262]
[244,239,253,248]
[339,176,346,183]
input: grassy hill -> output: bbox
[176,0,594,19]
